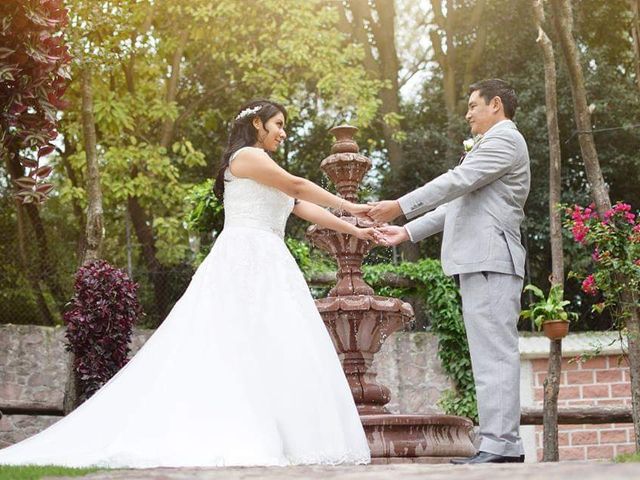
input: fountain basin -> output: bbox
[363,414,475,462]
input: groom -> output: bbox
[368,79,530,464]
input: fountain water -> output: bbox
[307,125,476,463]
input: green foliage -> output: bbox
[286,237,335,276]
[0,465,100,480]
[521,284,579,330]
[615,451,640,462]
[185,179,223,234]
[360,260,477,421]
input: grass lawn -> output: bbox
[615,451,640,462]
[0,465,101,480]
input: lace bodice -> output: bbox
[223,147,295,238]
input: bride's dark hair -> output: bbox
[214,99,288,201]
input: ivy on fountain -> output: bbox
[361,260,478,421]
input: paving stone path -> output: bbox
[47,461,640,480]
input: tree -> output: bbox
[52,0,382,325]
[426,0,488,162]
[532,0,564,462]
[0,0,72,323]
[337,0,403,167]
[78,65,102,264]
[0,0,70,204]
[551,0,640,450]
[631,0,640,91]
[549,0,610,215]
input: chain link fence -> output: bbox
[0,199,195,327]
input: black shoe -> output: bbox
[450,451,525,464]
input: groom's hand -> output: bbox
[374,225,410,246]
[368,200,402,223]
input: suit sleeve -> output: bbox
[404,203,447,243]
[398,130,518,218]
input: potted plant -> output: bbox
[521,283,578,340]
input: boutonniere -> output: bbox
[463,138,475,152]
[459,135,483,164]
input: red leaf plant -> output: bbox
[64,260,143,403]
[1,0,71,204]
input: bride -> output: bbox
[0,99,375,468]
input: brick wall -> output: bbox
[530,355,635,461]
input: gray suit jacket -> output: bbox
[398,120,530,278]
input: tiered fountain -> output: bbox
[307,125,475,463]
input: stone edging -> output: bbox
[519,332,625,359]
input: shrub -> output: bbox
[0,0,71,204]
[64,260,142,402]
[565,202,640,318]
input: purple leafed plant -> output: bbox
[0,0,71,204]
[64,260,143,403]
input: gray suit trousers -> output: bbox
[459,271,524,457]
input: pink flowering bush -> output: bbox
[565,202,640,316]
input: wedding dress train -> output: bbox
[0,146,371,468]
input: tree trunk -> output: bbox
[15,199,55,325]
[127,194,172,323]
[457,0,488,113]
[339,1,414,260]
[159,30,188,150]
[533,0,565,461]
[630,0,640,92]
[429,0,487,164]
[622,289,640,451]
[550,0,610,215]
[65,65,105,415]
[79,66,104,265]
[120,29,186,322]
[341,0,403,168]
[551,0,640,450]
[59,138,86,258]
[24,204,66,305]
[3,151,58,324]
[5,152,66,310]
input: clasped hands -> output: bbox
[347,200,409,247]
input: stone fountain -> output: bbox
[307,125,476,464]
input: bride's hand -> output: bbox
[345,202,372,220]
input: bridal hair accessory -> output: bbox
[235,105,263,121]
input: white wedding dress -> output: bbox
[0,146,371,468]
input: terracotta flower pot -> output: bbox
[543,320,569,340]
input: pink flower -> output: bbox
[592,248,601,262]
[625,212,636,224]
[572,223,589,243]
[616,203,632,212]
[582,274,598,296]
[635,259,640,266]
[604,209,614,222]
